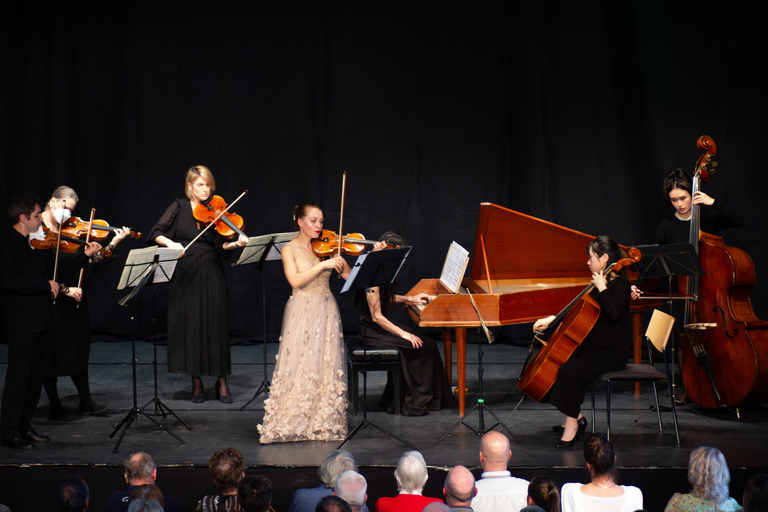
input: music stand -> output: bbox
[235,232,297,411]
[631,243,704,404]
[337,246,416,450]
[110,247,190,452]
[440,288,520,442]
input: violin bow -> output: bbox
[75,208,96,307]
[183,189,248,253]
[335,172,347,277]
[51,199,65,304]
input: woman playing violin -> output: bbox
[148,166,248,404]
[354,232,454,416]
[41,186,131,421]
[532,236,631,448]
[257,202,350,443]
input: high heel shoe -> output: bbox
[192,377,204,404]
[215,378,233,404]
[555,429,580,448]
[552,416,587,435]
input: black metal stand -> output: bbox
[336,246,416,449]
[441,289,519,442]
[240,270,271,410]
[110,253,191,452]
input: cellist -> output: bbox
[532,236,632,448]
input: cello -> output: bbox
[518,248,641,401]
[678,136,768,411]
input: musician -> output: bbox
[41,186,129,420]
[354,232,454,416]
[532,236,631,448]
[630,168,744,301]
[148,166,248,403]
[1,195,58,449]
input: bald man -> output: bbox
[471,431,529,512]
[443,465,476,512]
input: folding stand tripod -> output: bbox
[337,246,416,450]
[235,232,296,411]
[110,248,191,452]
[441,288,519,442]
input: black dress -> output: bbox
[356,286,455,416]
[546,275,631,418]
[147,199,231,376]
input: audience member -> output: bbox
[129,485,164,509]
[334,471,367,512]
[744,473,768,512]
[422,504,450,512]
[560,434,643,512]
[289,450,366,512]
[443,466,476,512]
[126,500,164,512]
[238,476,272,512]
[664,446,744,512]
[471,431,528,512]
[58,474,89,512]
[316,496,351,512]
[103,452,185,512]
[375,451,442,512]
[522,476,560,512]
[198,447,246,512]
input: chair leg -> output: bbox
[605,380,611,441]
[652,382,663,432]
[667,378,681,444]
[591,382,596,433]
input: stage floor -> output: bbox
[1,337,767,512]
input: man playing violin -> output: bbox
[41,186,126,421]
[1,195,59,449]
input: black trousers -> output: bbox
[0,330,47,441]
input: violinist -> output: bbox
[258,202,350,444]
[532,236,631,448]
[1,195,58,449]
[147,166,247,404]
[353,232,455,416]
[41,186,129,421]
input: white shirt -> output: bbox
[472,471,529,512]
[561,482,643,512]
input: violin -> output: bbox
[311,230,397,258]
[64,216,141,241]
[193,194,247,239]
[30,226,112,257]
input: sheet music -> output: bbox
[153,248,182,283]
[236,231,298,266]
[118,247,156,289]
[439,241,470,294]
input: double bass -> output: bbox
[679,135,768,410]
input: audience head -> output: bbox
[209,447,246,494]
[334,471,367,511]
[318,450,358,488]
[744,473,768,512]
[527,476,561,512]
[479,431,512,471]
[125,500,163,512]
[125,452,157,485]
[128,485,164,508]
[443,465,477,507]
[583,434,617,480]
[238,475,272,512]
[688,446,731,502]
[422,504,450,512]
[57,474,89,512]
[316,495,351,512]
[394,450,429,494]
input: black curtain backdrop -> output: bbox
[2,1,766,344]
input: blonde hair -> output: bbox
[688,446,731,502]
[185,166,216,199]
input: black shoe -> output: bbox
[192,394,205,404]
[551,424,565,434]
[1,436,35,450]
[79,402,110,415]
[22,428,50,443]
[215,381,233,404]
[552,416,587,435]
[49,407,75,421]
[555,431,580,448]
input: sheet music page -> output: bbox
[236,231,298,265]
[439,241,470,294]
[153,248,182,283]
[118,247,157,290]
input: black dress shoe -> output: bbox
[552,416,587,435]
[555,431,580,449]
[79,402,110,415]
[1,437,35,450]
[23,429,50,443]
[192,394,205,404]
[215,379,233,404]
[49,407,75,421]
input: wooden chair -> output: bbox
[345,334,401,416]
[590,309,680,444]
